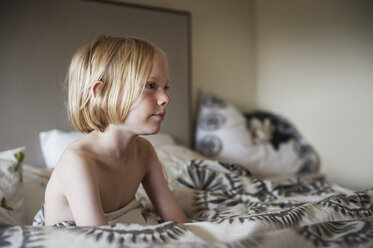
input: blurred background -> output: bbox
[1,0,372,190]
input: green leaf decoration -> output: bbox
[14,152,25,164]
[1,197,14,211]
[13,152,24,182]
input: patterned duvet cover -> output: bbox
[1,159,372,247]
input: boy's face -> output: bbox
[123,54,170,135]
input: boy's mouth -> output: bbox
[152,112,166,120]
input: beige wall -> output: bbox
[120,0,373,190]
[255,0,373,190]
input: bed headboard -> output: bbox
[0,0,191,166]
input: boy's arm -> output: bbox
[142,142,188,223]
[56,151,108,226]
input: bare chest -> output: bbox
[97,162,146,213]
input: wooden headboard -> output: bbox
[0,0,191,166]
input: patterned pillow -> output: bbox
[244,111,319,175]
[0,147,26,225]
[194,91,319,178]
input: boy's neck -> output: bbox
[90,124,138,163]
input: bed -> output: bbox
[1,1,373,247]
[1,91,373,247]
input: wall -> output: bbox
[255,0,373,190]
[118,0,256,117]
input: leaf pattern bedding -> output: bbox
[1,159,372,247]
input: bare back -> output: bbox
[44,135,149,226]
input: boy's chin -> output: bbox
[141,127,161,136]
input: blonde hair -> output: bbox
[67,35,163,133]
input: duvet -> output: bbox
[1,159,372,247]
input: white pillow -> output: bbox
[39,129,84,169]
[0,147,26,225]
[40,129,176,168]
[194,91,308,178]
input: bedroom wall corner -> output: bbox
[255,0,373,190]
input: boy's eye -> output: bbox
[145,82,156,89]
[164,85,170,91]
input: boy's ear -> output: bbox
[92,81,103,98]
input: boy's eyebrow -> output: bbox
[148,76,169,84]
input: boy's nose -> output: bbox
[158,91,170,106]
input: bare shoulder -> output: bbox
[137,137,159,166]
[45,140,108,226]
[137,137,156,155]
[53,144,97,184]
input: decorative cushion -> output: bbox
[194,91,319,178]
[0,147,26,225]
[244,111,319,175]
